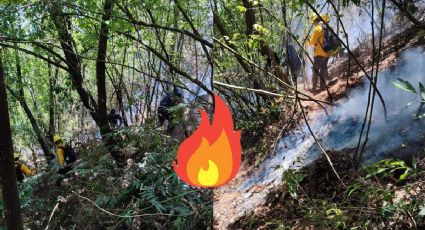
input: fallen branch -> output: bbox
[73,192,173,218]
[45,202,60,230]
[296,94,346,188]
[214,80,331,111]
[214,37,330,105]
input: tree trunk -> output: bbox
[242,0,291,85]
[48,56,58,135]
[0,54,24,230]
[96,0,115,135]
[49,2,122,162]
[214,13,266,105]
[214,14,252,73]
[9,48,51,162]
[49,4,99,118]
[116,84,129,127]
[109,44,129,127]
[94,0,122,161]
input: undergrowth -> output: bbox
[9,123,212,229]
[235,100,295,165]
[233,151,425,230]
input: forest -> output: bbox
[0,0,425,229]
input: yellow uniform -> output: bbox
[56,144,65,167]
[53,135,76,175]
[307,23,330,58]
[20,164,34,176]
[15,161,34,182]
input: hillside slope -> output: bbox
[214,25,425,229]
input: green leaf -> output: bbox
[272,164,281,171]
[419,207,425,216]
[419,82,425,102]
[412,156,417,170]
[389,160,404,166]
[416,30,425,39]
[250,0,259,6]
[376,167,387,174]
[326,208,342,217]
[393,78,417,94]
[399,169,410,180]
[347,183,361,197]
[351,0,361,6]
[236,5,247,13]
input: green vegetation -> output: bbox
[1,0,425,229]
[235,153,425,229]
[1,123,212,229]
[0,0,212,228]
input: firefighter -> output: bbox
[158,90,184,132]
[53,135,77,175]
[107,109,123,128]
[14,152,34,182]
[307,14,331,92]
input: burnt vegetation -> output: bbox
[214,0,425,229]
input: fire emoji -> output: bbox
[173,94,241,188]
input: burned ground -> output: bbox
[214,25,425,229]
[231,151,425,229]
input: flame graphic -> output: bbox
[172,94,241,188]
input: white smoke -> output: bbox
[238,48,425,192]
[335,49,424,118]
[337,2,397,47]
[326,47,425,161]
[297,1,398,83]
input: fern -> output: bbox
[140,188,166,213]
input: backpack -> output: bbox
[322,25,341,55]
[15,163,24,182]
[59,145,77,164]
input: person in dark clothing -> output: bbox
[158,90,183,132]
[282,44,303,84]
[107,109,122,128]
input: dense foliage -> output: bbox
[0,0,213,228]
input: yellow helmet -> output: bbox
[310,14,330,24]
[53,135,62,143]
[14,152,20,160]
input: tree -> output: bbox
[0,54,24,230]
[0,0,213,164]
[6,47,51,162]
[48,1,121,161]
[242,0,290,85]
